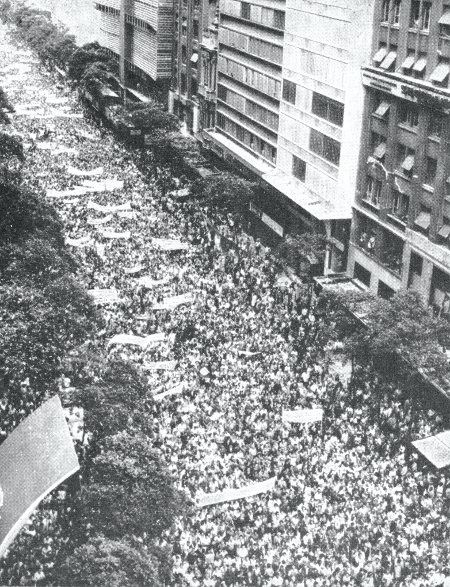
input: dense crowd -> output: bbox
[2,26,450,587]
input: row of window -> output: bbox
[125,14,151,32]
[95,3,119,17]
[282,81,345,127]
[381,0,432,31]
[239,2,285,30]
[310,129,341,166]
[219,27,283,64]
[218,84,279,130]
[218,56,281,99]
[216,112,277,163]
[374,44,450,86]
[373,96,445,139]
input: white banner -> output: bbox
[53,147,79,156]
[98,230,131,240]
[67,165,104,177]
[144,360,177,371]
[153,383,185,401]
[47,97,69,105]
[65,236,91,247]
[47,187,92,198]
[88,288,121,305]
[108,332,166,349]
[87,201,131,213]
[153,293,194,311]
[237,350,262,357]
[86,214,113,226]
[197,477,276,508]
[282,408,323,424]
[137,275,171,289]
[124,264,144,275]
[81,179,124,192]
[152,238,189,251]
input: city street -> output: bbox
[1,18,450,587]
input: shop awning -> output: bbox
[415,211,431,230]
[431,62,450,83]
[373,46,387,64]
[412,430,450,469]
[380,50,397,70]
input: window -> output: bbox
[357,214,378,254]
[354,262,371,287]
[410,1,431,30]
[429,114,444,139]
[311,92,345,126]
[410,0,421,28]
[372,132,387,161]
[382,0,401,24]
[382,0,390,22]
[381,229,404,274]
[398,101,419,127]
[390,190,409,222]
[273,10,285,30]
[378,281,395,299]
[393,0,401,24]
[282,79,296,104]
[292,155,306,181]
[424,156,437,187]
[181,45,187,64]
[193,19,199,39]
[439,11,450,37]
[309,129,341,165]
[422,2,431,30]
[414,205,431,232]
[410,252,423,275]
[364,176,382,207]
[216,112,226,128]
[241,2,251,19]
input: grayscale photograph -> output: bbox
[0,0,450,586]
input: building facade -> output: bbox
[169,0,219,135]
[348,0,450,313]
[199,0,376,272]
[94,0,173,98]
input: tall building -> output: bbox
[348,0,450,313]
[200,0,376,272]
[94,0,173,99]
[169,0,219,135]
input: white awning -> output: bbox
[415,211,431,230]
[413,56,427,73]
[374,100,390,117]
[401,54,415,70]
[431,62,450,83]
[401,154,415,172]
[373,142,387,159]
[438,224,450,239]
[373,46,387,64]
[439,11,450,25]
[380,50,397,70]
[190,52,199,63]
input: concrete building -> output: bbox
[199,0,376,272]
[348,0,450,314]
[94,0,174,99]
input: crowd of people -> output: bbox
[2,24,450,587]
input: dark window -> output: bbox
[364,176,382,207]
[410,0,421,28]
[193,19,199,39]
[216,112,225,128]
[312,92,344,126]
[429,113,444,139]
[425,157,437,187]
[241,2,251,19]
[390,190,409,223]
[191,77,198,95]
[381,0,390,22]
[273,10,285,29]
[354,262,371,287]
[282,79,296,104]
[378,281,395,299]
[292,155,306,181]
[310,129,341,165]
[217,84,227,101]
[398,101,419,127]
[410,252,423,275]
[396,144,415,176]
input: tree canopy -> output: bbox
[191,172,256,215]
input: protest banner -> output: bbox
[0,396,79,557]
[137,275,171,289]
[47,187,91,198]
[153,383,185,401]
[87,201,131,213]
[152,238,190,252]
[123,264,144,275]
[153,293,194,310]
[52,147,79,156]
[88,288,121,305]
[144,360,177,371]
[86,214,113,226]
[65,236,91,247]
[81,179,124,192]
[281,408,324,424]
[237,350,262,358]
[197,477,276,508]
[98,230,131,240]
[67,165,103,177]
[107,332,166,349]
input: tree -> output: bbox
[127,102,180,135]
[38,30,77,69]
[191,172,256,217]
[67,42,117,83]
[0,88,14,123]
[80,61,116,94]
[52,535,165,587]
[82,432,188,540]
[0,132,24,183]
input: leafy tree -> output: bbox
[53,535,166,587]
[82,432,188,540]
[191,171,256,216]
[0,132,24,183]
[276,232,327,276]
[67,42,117,83]
[0,0,12,24]
[80,61,116,94]
[127,102,179,135]
[0,88,14,123]
[39,30,77,69]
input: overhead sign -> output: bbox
[0,396,79,557]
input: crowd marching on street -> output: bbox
[2,24,450,587]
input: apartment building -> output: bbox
[349,0,450,313]
[169,0,219,134]
[94,0,173,98]
[200,0,376,272]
